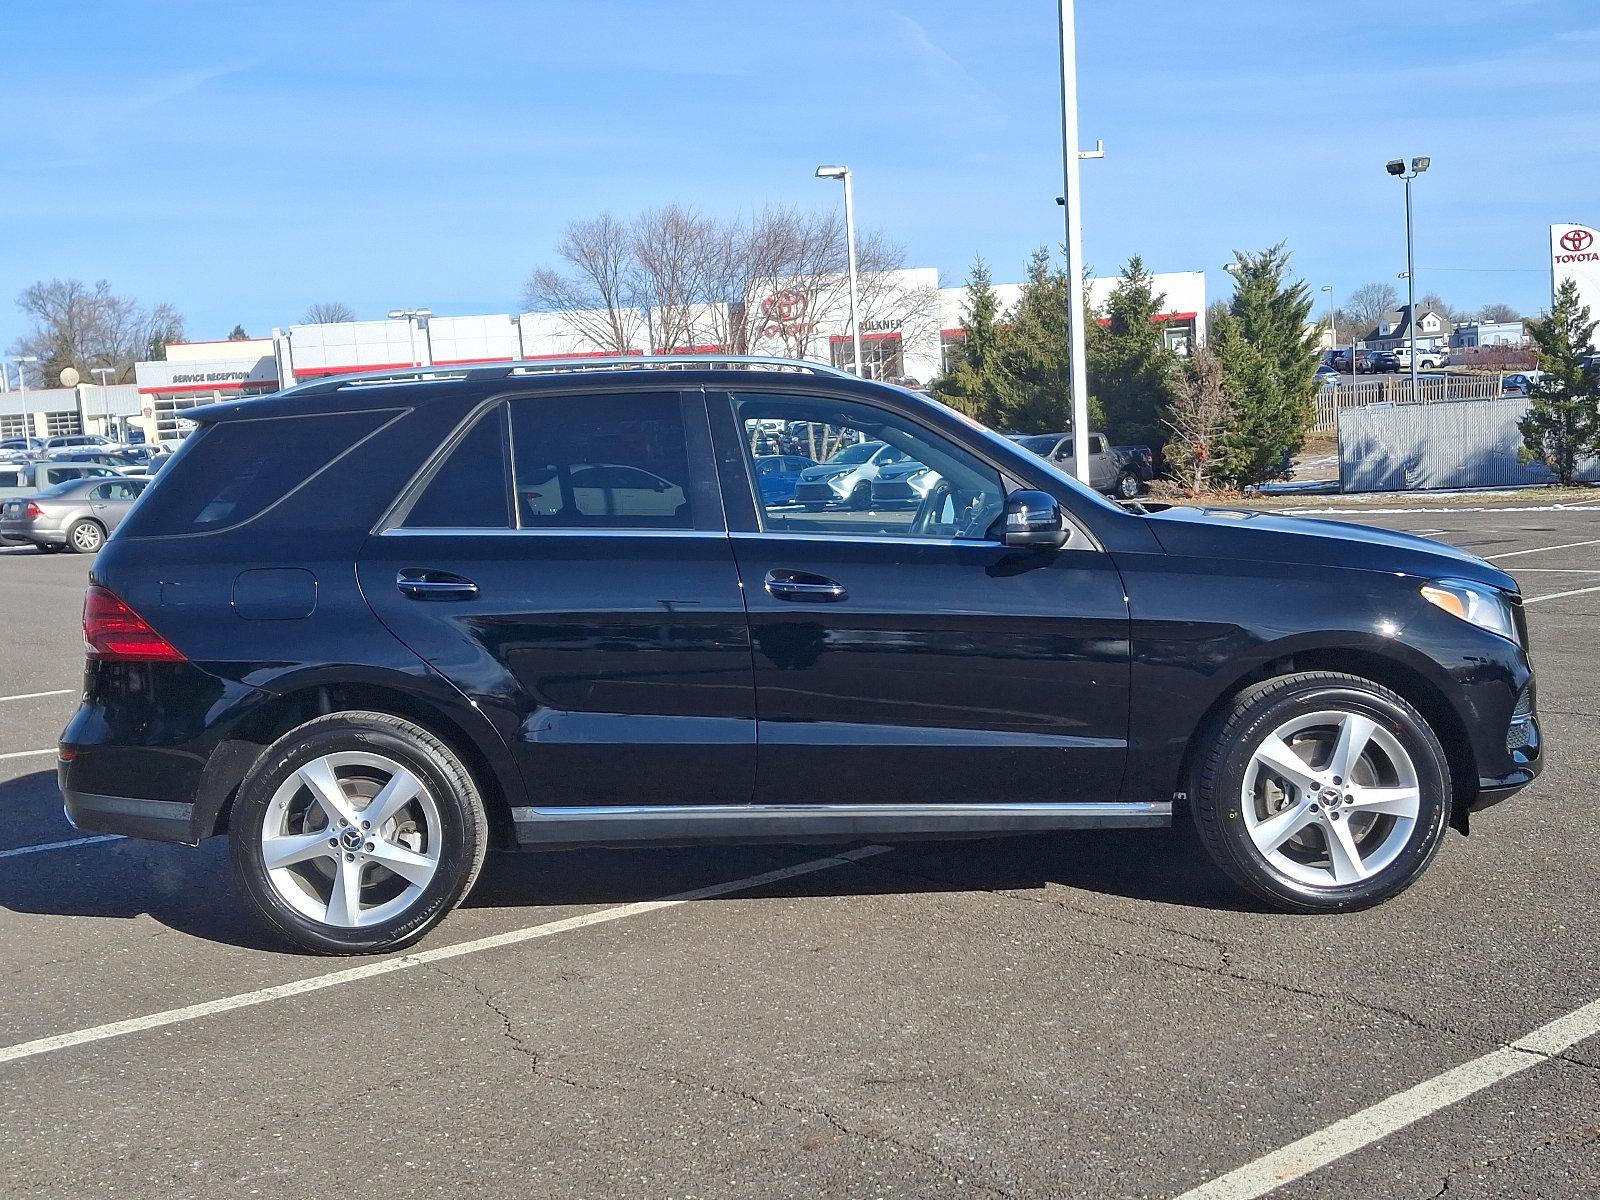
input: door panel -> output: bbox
[361,531,756,806]
[732,535,1129,804]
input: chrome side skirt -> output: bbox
[510,801,1171,848]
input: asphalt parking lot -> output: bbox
[1,510,1597,1200]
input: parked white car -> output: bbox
[1390,345,1449,370]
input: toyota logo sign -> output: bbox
[760,290,808,323]
[1561,229,1594,253]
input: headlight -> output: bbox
[1420,579,1517,641]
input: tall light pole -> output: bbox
[12,356,38,441]
[1386,156,1430,401]
[815,165,863,378]
[1056,0,1093,484]
[387,308,433,368]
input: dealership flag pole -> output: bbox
[1057,0,1092,485]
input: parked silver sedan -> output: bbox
[0,477,148,553]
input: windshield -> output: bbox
[827,441,880,466]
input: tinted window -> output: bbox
[120,409,390,536]
[732,393,1005,541]
[509,393,692,529]
[401,405,512,529]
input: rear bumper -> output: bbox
[61,787,196,844]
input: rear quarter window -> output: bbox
[118,409,394,537]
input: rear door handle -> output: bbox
[397,569,478,600]
[764,569,848,602]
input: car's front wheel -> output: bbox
[1115,471,1142,500]
[1191,672,1451,912]
[229,711,489,954]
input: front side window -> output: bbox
[509,392,693,530]
[731,393,1005,541]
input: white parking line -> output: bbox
[1524,584,1600,605]
[0,844,891,1068]
[0,748,57,762]
[1487,537,1600,561]
[1173,996,1600,1200]
[0,834,123,860]
[0,689,74,704]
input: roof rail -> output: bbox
[280,354,857,397]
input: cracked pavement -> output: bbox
[1,510,1597,1198]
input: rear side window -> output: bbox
[120,409,390,536]
[509,392,692,529]
[401,405,512,529]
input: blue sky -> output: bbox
[2,0,1594,352]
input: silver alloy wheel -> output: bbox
[71,521,103,552]
[260,751,442,928]
[1240,709,1421,888]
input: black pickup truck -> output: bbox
[1007,431,1154,499]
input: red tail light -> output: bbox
[83,586,186,662]
[23,502,43,519]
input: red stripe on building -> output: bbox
[828,331,903,344]
[519,349,646,360]
[432,355,516,366]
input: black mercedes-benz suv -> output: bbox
[59,357,1542,953]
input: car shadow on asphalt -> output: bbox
[0,770,1262,955]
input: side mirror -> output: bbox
[1002,490,1068,549]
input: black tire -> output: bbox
[1190,672,1451,913]
[39,543,64,554]
[850,482,872,510]
[65,519,104,554]
[229,711,489,954]
[1115,471,1142,500]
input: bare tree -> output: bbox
[11,279,186,384]
[301,301,356,324]
[1344,282,1399,331]
[521,205,937,379]
[1164,344,1235,493]
[1478,302,1521,323]
[522,213,646,353]
[1418,292,1463,323]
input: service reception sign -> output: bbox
[1551,224,1600,348]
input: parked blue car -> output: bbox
[753,453,819,505]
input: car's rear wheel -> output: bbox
[229,711,489,954]
[66,519,104,554]
[1191,672,1450,912]
[1115,471,1142,500]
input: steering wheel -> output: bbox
[910,479,1001,540]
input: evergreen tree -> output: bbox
[1094,255,1177,448]
[992,247,1104,433]
[931,257,1007,428]
[1517,279,1600,485]
[228,324,249,340]
[1210,244,1320,485]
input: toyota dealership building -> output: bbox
[17,266,1207,444]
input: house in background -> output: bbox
[1451,318,1527,349]
[1363,305,1452,353]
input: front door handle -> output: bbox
[397,569,479,600]
[764,569,848,602]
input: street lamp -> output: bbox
[387,308,433,368]
[11,356,38,441]
[1055,0,1094,485]
[814,166,863,378]
[1385,156,1430,399]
